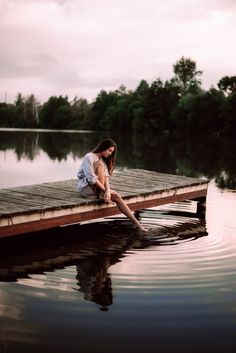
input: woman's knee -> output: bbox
[96,161,105,181]
[111,192,122,202]
[96,160,104,173]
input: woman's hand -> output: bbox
[104,190,112,203]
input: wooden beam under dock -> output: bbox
[0,169,208,238]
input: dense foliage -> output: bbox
[0,57,235,136]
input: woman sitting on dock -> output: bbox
[77,139,146,232]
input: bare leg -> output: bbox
[96,161,106,186]
[93,162,146,231]
[89,160,106,193]
[111,192,147,232]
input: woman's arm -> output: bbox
[82,154,98,185]
[94,179,106,192]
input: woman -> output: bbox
[77,139,146,232]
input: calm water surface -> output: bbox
[0,129,236,353]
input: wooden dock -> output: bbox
[0,169,208,238]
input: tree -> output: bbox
[218,76,236,95]
[131,106,144,131]
[140,78,179,132]
[224,92,236,135]
[135,80,149,98]
[70,97,92,129]
[0,103,18,127]
[173,56,202,95]
[173,89,225,134]
[39,96,72,129]
[15,93,25,127]
[91,90,119,130]
[23,94,39,128]
[13,93,40,128]
[129,80,150,131]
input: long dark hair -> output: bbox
[92,139,117,175]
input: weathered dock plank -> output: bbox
[0,169,208,238]
[0,189,79,208]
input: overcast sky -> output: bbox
[1,0,236,103]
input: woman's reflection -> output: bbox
[76,257,113,310]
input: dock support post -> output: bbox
[195,197,207,219]
[134,210,140,220]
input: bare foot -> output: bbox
[138,225,148,232]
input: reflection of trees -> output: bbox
[118,132,236,189]
[0,131,39,160]
[116,131,236,189]
[173,134,236,189]
[38,131,108,161]
[0,130,235,189]
[0,130,106,161]
[39,132,78,161]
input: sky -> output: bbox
[0,0,236,104]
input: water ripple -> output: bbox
[0,182,236,309]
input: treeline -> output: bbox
[0,57,236,135]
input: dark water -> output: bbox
[0,129,236,353]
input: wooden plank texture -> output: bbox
[0,169,208,238]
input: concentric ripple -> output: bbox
[107,182,236,297]
[0,181,235,304]
[0,181,236,353]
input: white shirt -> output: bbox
[77,152,109,192]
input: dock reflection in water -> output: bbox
[0,203,207,312]
[1,195,236,353]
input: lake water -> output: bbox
[0,129,236,353]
